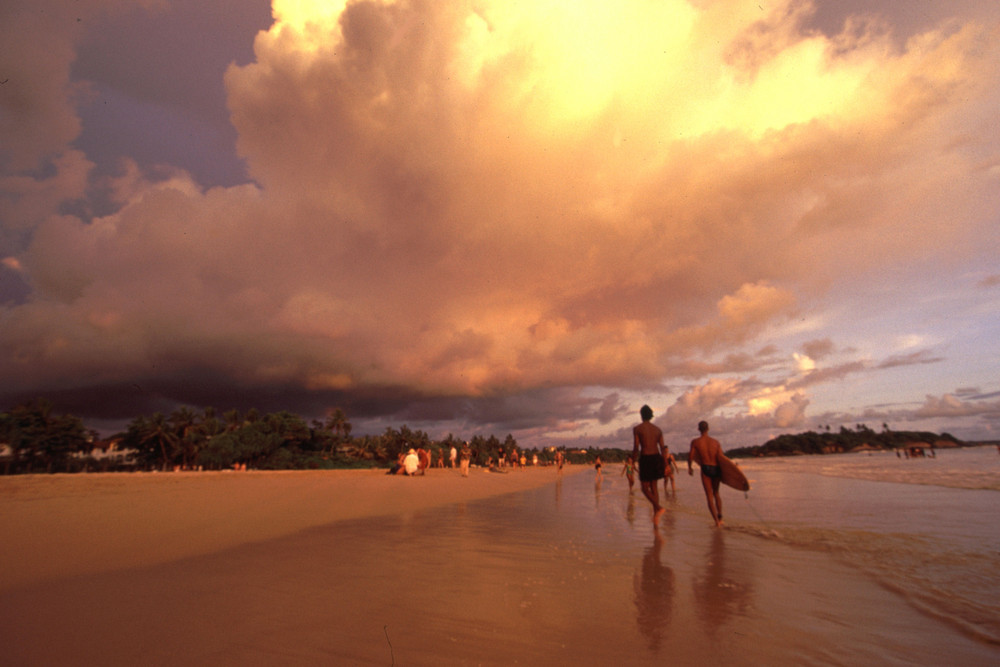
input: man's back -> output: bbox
[634,421,664,456]
[689,434,721,466]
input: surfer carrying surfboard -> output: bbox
[632,405,668,525]
[689,420,725,527]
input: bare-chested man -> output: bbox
[632,405,667,525]
[688,420,724,527]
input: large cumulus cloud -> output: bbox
[2,0,999,443]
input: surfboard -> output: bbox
[719,455,750,492]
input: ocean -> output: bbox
[727,445,1000,648]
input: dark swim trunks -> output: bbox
[701,464,721,479]
[639,454,665,482]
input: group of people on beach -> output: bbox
[630,404,728,527]
[389,439,560,478]
[388,441,475,477]
[386,404,730,530]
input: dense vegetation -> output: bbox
[0,400,94,474]
[726,423,964,458]
[5,400,969,475]
[0,399,629,475]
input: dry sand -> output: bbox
[0,465,585,592]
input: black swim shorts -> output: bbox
[701,464,721,479]
[639,454,665,482]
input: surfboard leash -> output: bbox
[742,491,780,536]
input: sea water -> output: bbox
[727,445,1000,645]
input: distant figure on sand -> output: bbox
[632,405,667,525]
[663,446,677,494]
[622,458,635,492]
[594,454,603,479]
[402,448,421,475]
[460,441,471,477]
[403,448,421,476]
[387,451,406,475]
[450,444,458,468]
[556,450,564,473]
[688,421,724,527]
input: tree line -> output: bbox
[0,398,626,475]
[725,423,964,458]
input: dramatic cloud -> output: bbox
[663,378,746,426]
[2,0,999,445]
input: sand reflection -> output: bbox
[691,530,754,637]
[633,532,674,651]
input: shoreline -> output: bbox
[0,464,586,592]
[3,464,997,665]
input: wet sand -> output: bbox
[2,466,997,665]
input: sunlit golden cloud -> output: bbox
[1,0,999,443]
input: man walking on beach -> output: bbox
[632,405,667,525]
[688,421,724,527]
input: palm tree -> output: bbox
[139,413,180,471]
[223,409,243,432]
[323,408,353,455]
[171,407,201,470]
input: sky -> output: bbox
[2,0,999,450]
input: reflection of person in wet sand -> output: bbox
[689,421,724,527]
[633,533,674,651]
[691,530,753,636]
[632,405,667,525]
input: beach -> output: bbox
[0,466,584,592]
[2,455,998,665]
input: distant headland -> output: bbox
[725,423,977,458]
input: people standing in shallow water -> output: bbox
[688,421,724,527]
[622,458,636,492]
[632,405,667,525]
[663,446,677,494]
